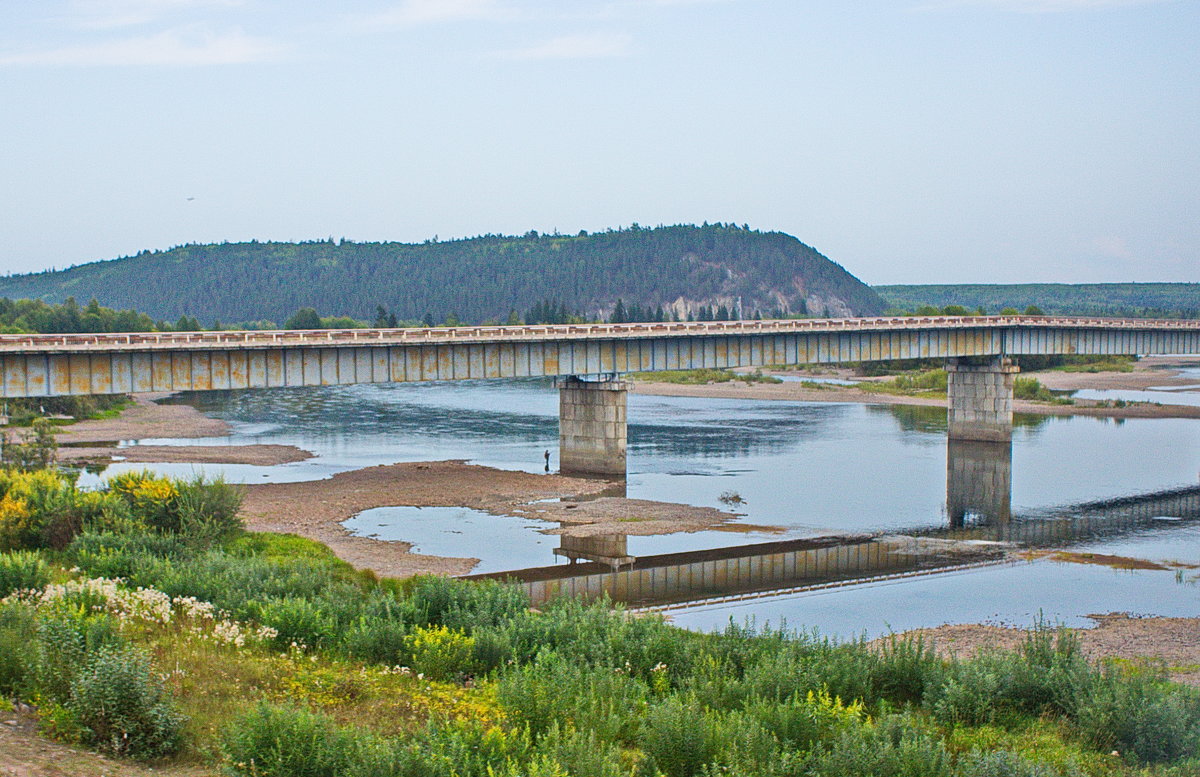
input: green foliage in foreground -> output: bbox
[0,474,1198,774]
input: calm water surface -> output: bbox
[88,377,1200,637]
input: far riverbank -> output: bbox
[633,355,1200,420]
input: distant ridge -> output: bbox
[876,283,1200,319]
[0,224,884,325]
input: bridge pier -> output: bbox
[558,376,629,476]
[946,357,1019,442]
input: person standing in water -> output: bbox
[544,450,550,472]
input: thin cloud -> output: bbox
[499,31,632,60]
[358,0,513,28]
[65,0,244,30]
[0,25,284,66]
[916,0,1171,12]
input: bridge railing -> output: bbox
[0,315,1195,352]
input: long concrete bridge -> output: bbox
[0,315,1197,475]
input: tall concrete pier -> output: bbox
[558,376,630,476]
[946,357,1019,442]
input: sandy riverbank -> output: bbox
[632,356,1200,420]
[891,614,1200,688]
[49,393,313,466]
[239,461,743,578]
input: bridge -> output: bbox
[0,315,1197,475]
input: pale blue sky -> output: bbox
[0,0,1195,285]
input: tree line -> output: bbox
[0,224,884,326]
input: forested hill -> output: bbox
[876,283,1199,319]
[0,225,883,325]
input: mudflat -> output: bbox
[239,461,744,578]
[49,393,313,466]
[892,614,1200,688]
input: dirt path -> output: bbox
[239,461,743,577]
[892,615,1200,687]
[0,706,213,777]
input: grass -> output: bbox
[633,369,782,385]
[857,368,948,397]
[2,470,1199,775]
[1052,356,1137,373]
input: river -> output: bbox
[86,376,1200,639]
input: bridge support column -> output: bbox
[947,357,1019,442]
[559,376,630,476]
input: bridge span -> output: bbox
[0,315,1196,475]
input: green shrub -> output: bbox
[66,530,192,579]
[956,750,1057,777]
[0,468,81,550]
[533,724,629,777]
[931,669,1003,727]
[34,611,124,703]
[0,602,38,696]
[68,645,184,759]
[223,703,356,777]
[498,650,648,743]
[104,471,242,541]
[0,549,49,596]
[798,713,954,777]
[1076,664,1200,764]
[404,624,477,681]
[1013,377,1055,402]
[262,596,338,650]
[745,688,865,751]
[403,718,533,777]
[639,695,735,777]
[404,575,529,632]
[173,475,243,541]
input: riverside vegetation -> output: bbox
[0,466,1198,774]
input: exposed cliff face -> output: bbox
[0,224,883,324]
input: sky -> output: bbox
[0,0,1196,286]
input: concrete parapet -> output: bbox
[559,376,630,476]
[946,357,1018,442]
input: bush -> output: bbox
[69,645,185,759]
[262,596,338,650]
[104,471,242,540]
[745,688,864,751]
[0,469,80,550]
[223,703,356,777]
[798,713,954,777]
[956,750,1057,777]
[1076,664,1200,764]
[0,603,37,696]
[173,475,243,541]
[497,650,648,743]
[639,695,737,777]
[0,549,49,596]
[404,624,477,681]
[34,611,124,703]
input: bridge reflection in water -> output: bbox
[469,440,1199,608]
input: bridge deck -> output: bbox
[0,315,1195,353]
[0,316,1194,398]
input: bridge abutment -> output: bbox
[946,357,1019,442]
[558,376,629,476]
